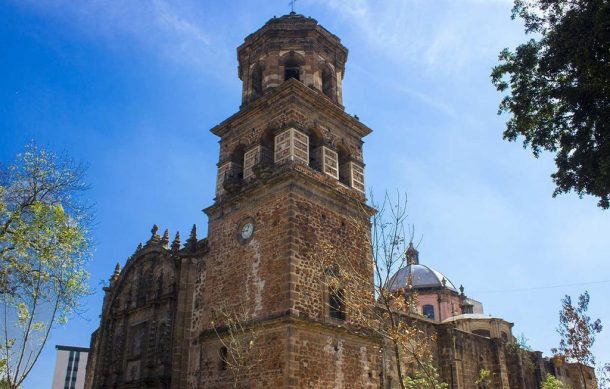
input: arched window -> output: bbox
[260,128,274,164]
[422,304,435,320]
[308,129,323,172]
[329,288,346,321]
[321,66,333,98]
[284,56,301,81]
[251,64,263,97]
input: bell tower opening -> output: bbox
[282,53,303,81]
[251,64,263,97]
[337,145,351,186]
[308,128,324,172]
[230,145,245,180]
[321,66,333,99]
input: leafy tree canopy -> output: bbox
[491,0,610,209]
[0,143,92,389]
[541,373,566,389]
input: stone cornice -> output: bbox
[203,161,375,219]
[198,309,382,345]
[210,79,372,138]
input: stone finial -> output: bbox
[161,229,170,248]
[171,231,181,253]
[110,262,121,283]
[406,242,419,265]
[148,224,161,244]
[459,284,465,296]
[442,278,447,288]
[186,224,197,250]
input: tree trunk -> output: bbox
[393,341,407,389]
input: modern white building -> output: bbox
[51,345,89,389]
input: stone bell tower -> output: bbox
[186,13,381,388]
[238,12,347,108]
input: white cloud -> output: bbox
[348,63,457,117]
[310,0,522,74]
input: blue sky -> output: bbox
[1,0,608,387]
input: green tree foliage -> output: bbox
[552,291,602,389]
[540,373,566,389]
[0,143,92,389]
[475,368,492,389]
[491,0,610,209]
[403,355,449,389]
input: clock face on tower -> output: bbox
[237,218,255,243]
[241,222,254,240]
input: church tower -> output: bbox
[187,13,381,388]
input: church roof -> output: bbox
[239,12,346,54]
[441,314,510,324]
[386,264,458,293]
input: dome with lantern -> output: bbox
[386,242,458,293]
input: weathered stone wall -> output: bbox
[190,324,288,388]
[289,184,371,321]
[437,326,511,389]
[287,323,381,389]
[86,243,178,389]
[196,183,294,330]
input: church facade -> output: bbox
[84,13,595,389]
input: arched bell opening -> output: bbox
[281,52,305,82]
[337,145,351,186]
[321,65,334,100]
[308,128,324,172]
[230,144,246,180]
[251,64,263,98]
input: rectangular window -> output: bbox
[423,304,435,320]
[329,288,346,321]
[274,128,309,165]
